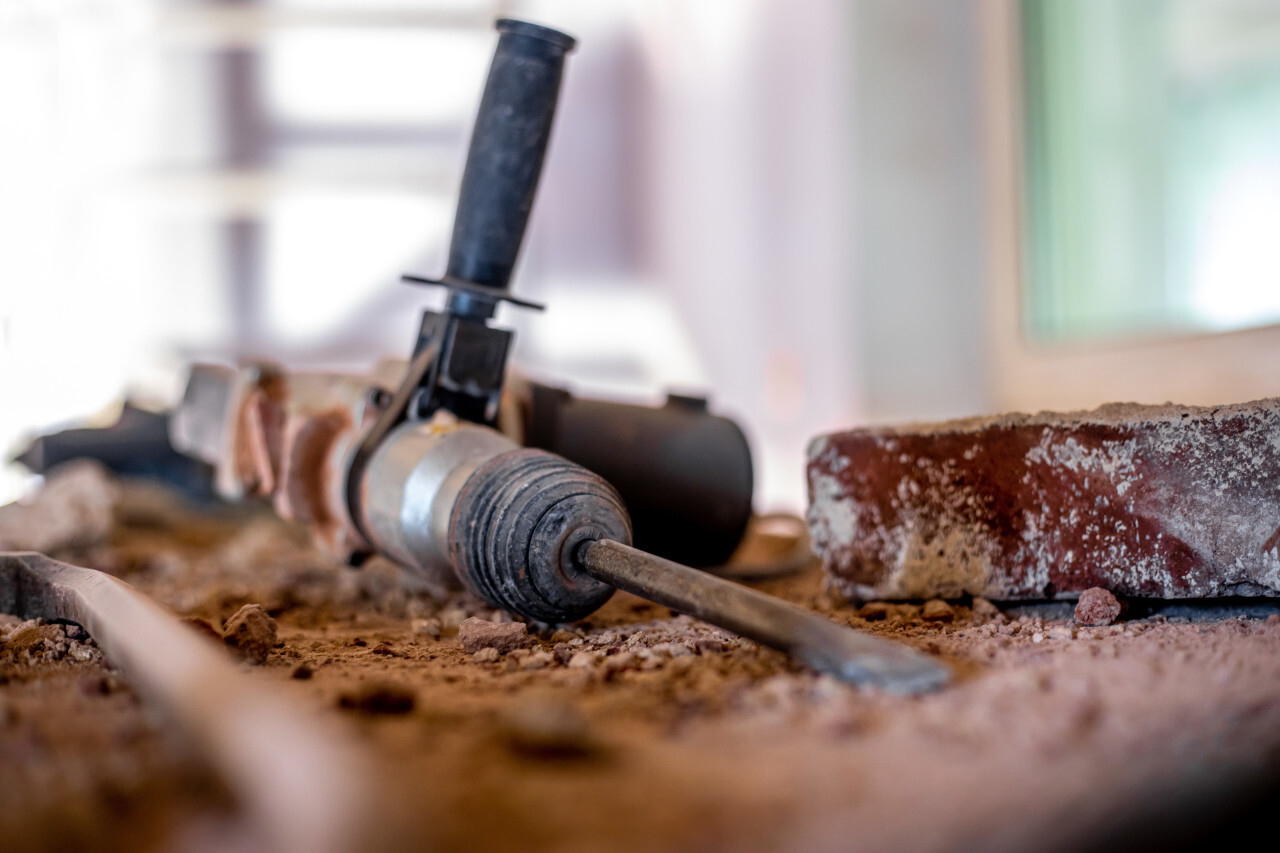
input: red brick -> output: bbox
[806,399,1280,601]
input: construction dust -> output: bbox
[3,471,1280,852]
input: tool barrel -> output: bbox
[446,19,575,317]
[448,448,629,623]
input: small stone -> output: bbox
[858,602,889,621]
[892,604,921,622]
[338,681,416,715]
[550,629,578,644]
[1075,588,1123,627]
[439,608,468,629]
[412,618,442,638]
[602,652,637,675]
[694,638,724,655]
[521,651,554,670]
[290,664,314,680]
[458,617,528,653]
[70,644,97,662]
[471,647,500,663]
[552,643,574,665]
[922,600,955,623]
[3,623,62,653]
[222,604,278,664]
[567,651,599,669]
[972,598,1002,623]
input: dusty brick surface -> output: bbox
[807,398,1280,601]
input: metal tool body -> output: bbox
[169,19,949,693]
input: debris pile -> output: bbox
[0,618,102,665]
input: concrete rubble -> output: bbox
[1074,588,1122,626]
[458,617,528,653]
[807,398,1280,601]
[221,603,278,664]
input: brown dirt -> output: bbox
[4,475,1280,851]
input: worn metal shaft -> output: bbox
[1,551,377,853]
[576,539,949,694]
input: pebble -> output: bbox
[521,651,554,670]
[472,648,500,664]
[922,600,955,623]
[290,664,315,680]
[458,617,528,654]
[602,652,637,676]
[971,597,1002,623]
[651,642,694,658]
[891,604,921,622]
[70,644,97,662]
[859,602,889,621]
[1074,588,1123,627]
[412,618,442,639]
[439,608,469,629]
[567,651,599,669]
[222,604,278,664]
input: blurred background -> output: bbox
[2,0,1280,509]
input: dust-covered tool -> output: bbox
[168,19,948,693]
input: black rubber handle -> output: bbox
[446,19,575,317]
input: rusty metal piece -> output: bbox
[1,551,378,853]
